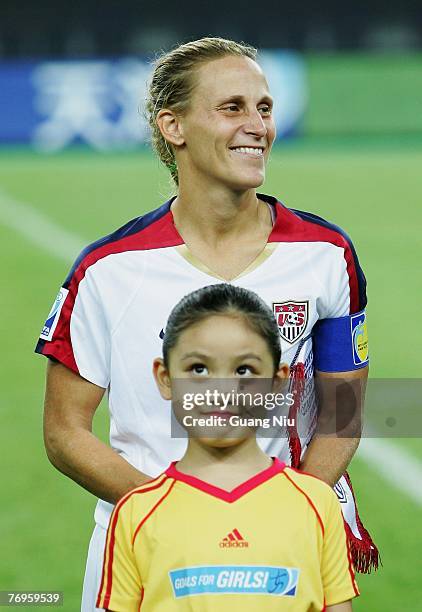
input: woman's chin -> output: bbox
[229,173,266,192]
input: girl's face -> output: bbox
[153,314,289,447]
[168,314,276,379]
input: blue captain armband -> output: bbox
[313,310,369,372]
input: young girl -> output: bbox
[97,284,358,611]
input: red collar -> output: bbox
[165,457,285,503]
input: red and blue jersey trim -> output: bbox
[263,194,367,314]
[35,194,366,372]
[290,208,366,313]
[35,198,182,368]
[62,199,178,289]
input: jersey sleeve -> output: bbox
[97,497,143,611]
[35,252,111,388]
[321,491,360,606]
[324,228,367,318]
[287,208,367,318]
[313,229,369,371]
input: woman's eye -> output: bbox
[191,364,209,376]
[224,105,239,112]
[259,106,272,115]
[236,365,254,376]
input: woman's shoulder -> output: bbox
[64,199,183,286]
[260,193,360,260]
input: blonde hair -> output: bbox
[145,37,257,185]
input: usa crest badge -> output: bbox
[273,301,309,344]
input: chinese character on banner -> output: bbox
[32,62,115,151]
[112,59,150,147]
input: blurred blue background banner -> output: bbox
[0,61,38,143]
[0,52,307,150]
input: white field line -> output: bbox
[0,188,85,263]
[356,438,422,506]
[2,186,422,504]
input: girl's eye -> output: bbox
[191,364,209,376]
[236,365,254,376]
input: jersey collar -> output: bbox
[165,457,285,503]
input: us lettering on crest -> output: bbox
[273,301,309,344]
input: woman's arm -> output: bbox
[300,366,367,486]
[44,360,151,504]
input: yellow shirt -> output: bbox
[97,458,359,611]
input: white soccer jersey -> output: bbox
[36,194,367,530]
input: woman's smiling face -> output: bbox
[176,55,276,192]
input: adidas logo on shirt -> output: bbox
[219,528,249,548]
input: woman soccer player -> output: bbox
[97,284,358,611]
[36,37,375,610]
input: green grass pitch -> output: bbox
[0,140,421,610]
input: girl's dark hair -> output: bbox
[162,284,281,371]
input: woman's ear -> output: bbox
[156,109,185,147]
[152,357,172,400]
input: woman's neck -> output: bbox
[172,182,271,248]
[176,437,272,490]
